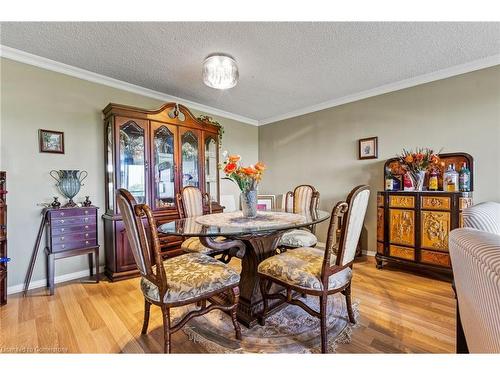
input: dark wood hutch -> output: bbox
[102,103,223,281]
[376,153,474,275]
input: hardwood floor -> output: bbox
[0,256,456,353]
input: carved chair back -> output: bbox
[321,185,370,281]
[285,184,320,214]
[117,189,167,296]
[176,186,212,219]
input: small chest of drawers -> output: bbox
[45,206,99,294]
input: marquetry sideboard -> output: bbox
[376,153,474,274]
[102,102,223,281]
[0,171,7,305]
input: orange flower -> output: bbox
[254,162,266,172]
[431,155,440,164]
[405,155,414,163]
[228,154,241,163]
[224,162,237,174]
[240,167,257,176]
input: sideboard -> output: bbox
[376,152,474,274]
[102,102,223,280]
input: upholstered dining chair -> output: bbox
[279,184,320,250]
[176,186,229,259]
[117,188,242,353]
[258,185,370,353]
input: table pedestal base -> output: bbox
[227,231,288,327]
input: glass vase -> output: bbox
[413,170,427,191]
[241,189,257,218]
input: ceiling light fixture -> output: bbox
[202,54,239,90]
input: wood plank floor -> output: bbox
[0,256,456,353]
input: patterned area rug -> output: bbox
[177,294,359,353]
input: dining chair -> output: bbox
[258,185,370,353]
[279,184,320,250]
[117,188,242,353]
[176,186,230,260]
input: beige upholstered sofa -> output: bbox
[449,202,500,353]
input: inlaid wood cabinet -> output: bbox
[376,153,474,274]
[376,191,473,273]
[102,103,222,280]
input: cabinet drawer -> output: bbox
[459,197,473,211]
[421,211,450,251]
[389,209,415,246]
[51,223,96,235]
[52,231,97,245]
[49,208,96,219]
[421,196,451,211]
[389,245,415,261]
[51,215,96,227]
[389,195,415,208]
[421,250,451,268]
[52,239,98,253]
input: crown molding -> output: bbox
[259,54,500,125]
[0,45,259,126]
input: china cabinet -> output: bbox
[102,103,222,280]
[376,153,473,275]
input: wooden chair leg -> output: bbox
[230,286,242,340]
[344,283,356,324]
[161,305,172,354]
[319,295,328,354]
[141,299,151,335]
[258,279,270,326]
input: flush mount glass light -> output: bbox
[202,55,239,89]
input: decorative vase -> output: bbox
[51,197,61,209]
[50,170,88,207]
[83,196,92,207]
[412,170,427,191]
[240,189,258,218]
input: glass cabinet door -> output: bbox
[204,135,219,201]
[119,120,147,204]
[181,129,200,189]
[106,119,115,212]
[152,124,176,209]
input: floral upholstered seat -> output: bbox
[141,253,240,303]
[257,247,351,291]
[279,229,318,248]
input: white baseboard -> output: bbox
[7,266,105,295]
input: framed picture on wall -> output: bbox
[257,195,276,211]
[39,129,65,154]
[358,136,378,160]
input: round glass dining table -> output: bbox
[158,209,330,327]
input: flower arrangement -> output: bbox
[395,148,441,190]
[396,148,440,175]
[221,151,266,192]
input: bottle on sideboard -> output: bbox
[385,169,394,191]
[428,169,439,191]
[443,164,459,192]
[459,162,471,192]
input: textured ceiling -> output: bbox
[1,22,499,122]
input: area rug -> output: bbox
[178,294,360,353]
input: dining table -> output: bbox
[158,208,330,327]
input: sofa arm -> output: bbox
[449,228,500,353]
[463,202,500,235]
